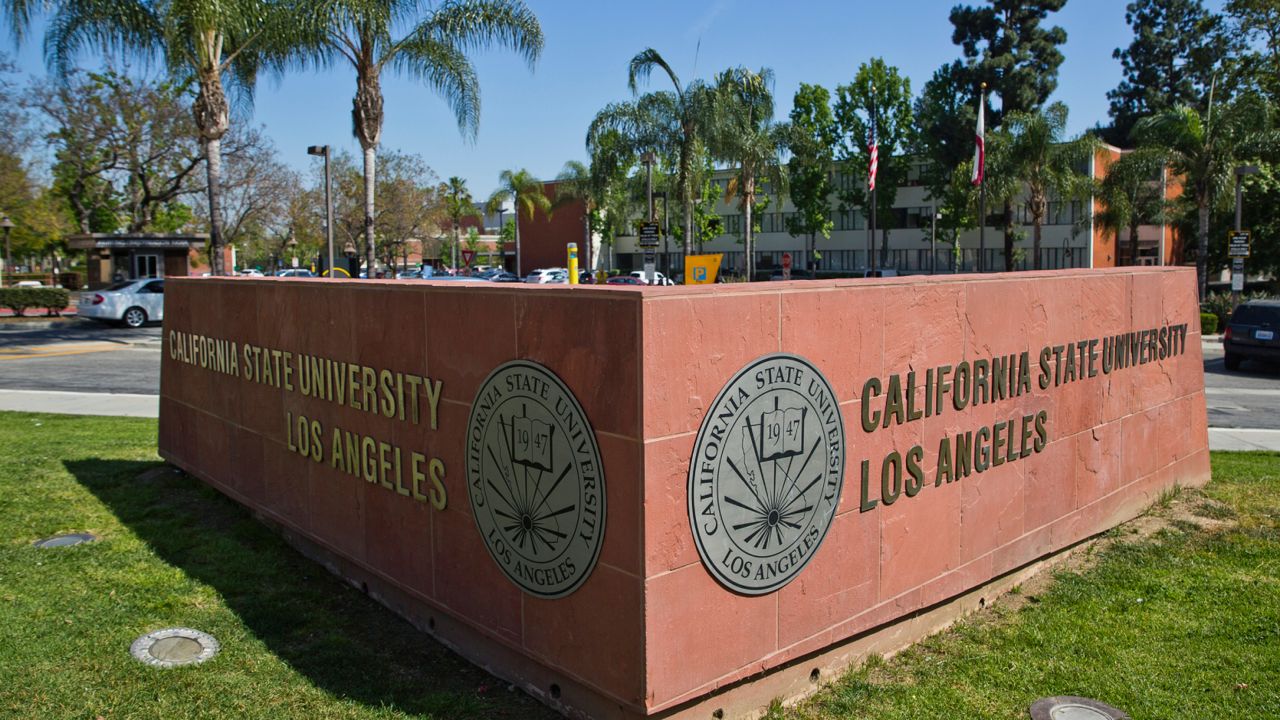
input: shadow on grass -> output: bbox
[64,458,556,720]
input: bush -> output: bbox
[1200,312,1219,335]
[0,287,71,317]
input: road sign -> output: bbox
[1228,230,1251,258]
[461,249,476,267]
[1232,257,1245,292]
[639,222,660,248]
[684,254,723,285]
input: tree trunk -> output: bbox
[1003,199,1015,272]
[363,146,377,277]
[1129,223,1140,266]
[1197,200,1210,301]
[680,140,694,255]
[193,72,230,276]
[1033,219,1043,270]
[515,210,522,278]
[881,228,889,268]
[204,136,225,276]
[744,176,754,281]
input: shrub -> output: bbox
[0,287,71,316]
[1200,312,1219,335]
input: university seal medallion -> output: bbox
[689,353,845,595]
[466,360,605,598]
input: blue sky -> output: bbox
[4,0,1225,197]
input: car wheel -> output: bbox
[122,306,147,328]
[1224,352,1242,371]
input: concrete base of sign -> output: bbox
[159,268,1210,719]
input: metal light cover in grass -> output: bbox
[1029,696,1130,720]
[32,533,97,548]
[130,628,220,668]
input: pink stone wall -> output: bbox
[160,267,1208,717]
[638,267,1208,711]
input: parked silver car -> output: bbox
[78,279,165,328]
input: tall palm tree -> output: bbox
[301,0,542,276]
[27,0,297,275]
[486,168,549,277]
[441,176,478,270]
[1002,102,1096,270]
[589,48,713,255]
[709,66,785,281]
[1135,95,1276,299]
[1095,147,1169,266]
[555,129,635,277]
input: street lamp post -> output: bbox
[929,207,942,275]
[0,216,13,287]
[1233,164,1260,308]
[307,145,335,279]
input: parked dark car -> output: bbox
[606,275,646,285]
[1224,300,1280,370]
[486,271,521,283]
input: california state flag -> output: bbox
[971,90,985,186]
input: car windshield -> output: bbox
[1232,305,1280,325]
[106,281,139,291]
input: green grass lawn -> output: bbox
[0,411,1278,720]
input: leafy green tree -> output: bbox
[913,61,981,258]
[1106,0,1236,146]
[950,0,1068,122]
[784,83,835,271]
[1002,102,1096,269]
[1227,0,1280,105]
[300,0,543,274]
[709,66,785,281]
[33,70,205,234]
[556,137,635,274]
[590,48,716,254]
[834,58,913,267]
[486,168,550,276]
[1134,95,1278,299]
[1095,147,1169,265]
[30,0,300,275]
[441,176,479,270]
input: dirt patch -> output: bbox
[994,486,1235,615]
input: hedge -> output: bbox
[0,287,71,316]
[1200,312,1219,335]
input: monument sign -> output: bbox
[160,267,1209,718]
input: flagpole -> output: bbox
[869,83,877,274]
[977,82,986,273]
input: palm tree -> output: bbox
[709,66,785,281]
[29,0,297,275]
[555,129,636,277]
[589,48,714,255]
[1134,95,1277,299]
[486,168,549,277]
[442,176,478,270]
[301,0,543,276]
[1095,147,1169,266]
[1002,102,1096,270]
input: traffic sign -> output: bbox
[461,249,476,267]
[639,222,660,248]
[1228,230,1251,258]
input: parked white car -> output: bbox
[630,270,675,286]
[525,268,568,284]
[78,279,165,328]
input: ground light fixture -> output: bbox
[32,532,96,548]
[1029,696,1130,720]
[130,628,220,668]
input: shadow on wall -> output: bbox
[63,458,557,720]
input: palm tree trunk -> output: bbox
[1003,199,1015,272]
[1197,201,1210,301]
[515,211,522,278]
[680,138,694,255]
[363,147,377,277]
[1033,220,1043,270]
[204,136,225,276]
[744,177,754,281]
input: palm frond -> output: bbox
[628,47,679,95]
[389,35,480,138]
[44,0,163,79]
[411,0,543,69]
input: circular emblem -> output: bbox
[689,354,846,595]
[466,360,606,598]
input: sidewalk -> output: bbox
[0,390,1277,453]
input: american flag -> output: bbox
[971,88,985,186]
[868,141,878,191]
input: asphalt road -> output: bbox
[2,322,1279,430]
[0,319,162,395]
[1202,344,1280,430]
